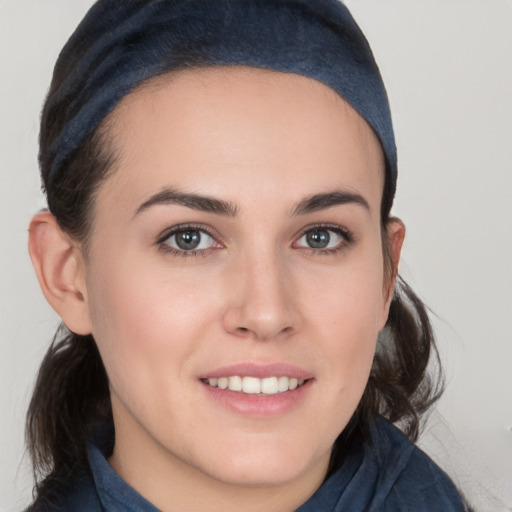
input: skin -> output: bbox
[29,67,404,512]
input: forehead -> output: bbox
[99,67,385,216]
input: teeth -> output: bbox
[206,375,307,394]
[243,376,261,394]
[278,376,289,392]
[260,377,278,395]
[228,376,243,391]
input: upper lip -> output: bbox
[200,362,313,380]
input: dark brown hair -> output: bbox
[27,65,444,506]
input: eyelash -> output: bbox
[156,223,219,257]
[156,223,354,257]
[294,223,354,256]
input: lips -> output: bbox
[199,363,313,415]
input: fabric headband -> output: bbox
[42,0,397,210]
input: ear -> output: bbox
[28,210,92,335]
[380,217,406,326]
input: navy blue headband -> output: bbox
[42,0,397,209]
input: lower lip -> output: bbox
[200,379,313,417]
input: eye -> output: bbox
[295,227,348,251]
[162,227,217,252]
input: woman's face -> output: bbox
[78,68,401,492]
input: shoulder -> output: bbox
[366,419,468,511]
[24,470,103,512]
[298,419,469,512]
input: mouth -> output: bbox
[201,375,309,395]
[199,363,314,416]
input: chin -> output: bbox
[196,436,330,487]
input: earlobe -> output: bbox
[28,210,92,335]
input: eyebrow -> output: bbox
[134,187,238,217]
[134,187,369,218]
[290,190,370,216]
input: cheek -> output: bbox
[302,249,385,394]
[305,249,386,335]
[84,250,216,402]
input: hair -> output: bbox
[27,16,445,511]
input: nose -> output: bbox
[222,249,298,341]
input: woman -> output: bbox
[26,1,470,510]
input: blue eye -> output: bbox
[296,227,347,250]
[164,228,216,252]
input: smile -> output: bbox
[203,376,307,395]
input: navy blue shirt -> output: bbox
[27,419,467,511]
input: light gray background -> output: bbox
[1,1,511,510]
